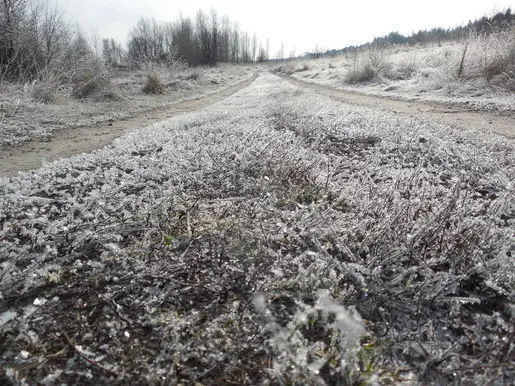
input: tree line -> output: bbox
[325,8,515,57]
[371,8,515,46]
[0,0,270,83]
[114,10,269,68]
[0,0,83,82]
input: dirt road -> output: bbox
[0,73,259,177]
[1,72,512,177]
[280,75,515,139]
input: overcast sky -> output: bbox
[58,0,515,56]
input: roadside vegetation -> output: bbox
[275,8,515,110]
[0,1,261,148]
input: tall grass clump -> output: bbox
[69,59,113,99]
[344,47,390,84]
[459,28,515,82]
[29,70,61,103]
[142,73,165,94]
[274,62,311,76]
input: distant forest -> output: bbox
[113,10,269,68]
[325,8,515,56]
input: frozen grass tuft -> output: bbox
[142,73,165,94]
[70,59,114,100]
[274,62,312,75]
[344,64,376,83]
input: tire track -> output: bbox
[278,74,515,140]
[0,73,259,177]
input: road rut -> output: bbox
[0,73,259,177]
[280,74,514,140]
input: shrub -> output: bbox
[182,67,204,81]
[344,64,376,84]
[344,47,390,84]
[299,62,311,72]
[276,62,311,75]
[70,60,112,99]
[485,54,509,80]
[384,60,417,80]
[32,81,58,104]
[30,71,61,104]
[142,73,165,94]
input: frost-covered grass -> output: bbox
[0,63,251,148]
[278,28,515,112]
[0,74,514,384]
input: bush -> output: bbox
[384,60,417,80]
[182,67,204,81]
[486,54,509,80]
[142,73,165,94]
[30,71,61,103]
[32,81,58,104]
[344,64,376,84]
[70,60,112,99]
[299,62,311,72]
[274,62,311,76]
[344,47,390,84]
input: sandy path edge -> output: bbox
[0,73,259,178]
[279,74,515,140]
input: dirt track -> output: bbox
[1,71,513,177]
[0,73,259,177]
[280,75,515,140]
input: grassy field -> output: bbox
[1,73,513,384]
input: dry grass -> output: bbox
[343,48,391,84]
[332,25,515,92]
[70,60,113,99]
[142,73,165,94]
[0,75,513,385]
[344,64,376,83]
[274,62,311,75]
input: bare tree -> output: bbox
[251,33,257,62]
[308,44,325,59]
[257,43,267,62]
[0,0,73,81]
[240,30,251,63]
[172,13,197,64]
[89,29,101,57]
[289,46,296,59]
[103,38,125,67]
[196,9,211,65]
[276,40,284,60]
[230,21,240,63]
[210,8,219,65]
[219,15,230,62]
[39,0,70,68]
